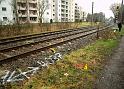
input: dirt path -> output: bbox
[95,36,124,89]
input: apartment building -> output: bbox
[0,0,84,24]
[75,3,80,22]
[61,0,68,22]
[60,0,75,22]
[0,0,14,25]
[40,0,60,23]
[54,0,62,22]
[75,4,85,22]
[42,0,75,23]
[79,6,85,21]
[16,0,38,23]
[68,0,75,22]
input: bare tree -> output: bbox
[11,0,29,24]
[110,3,121,16]
[38,0,49,23]
[10,0,19,24]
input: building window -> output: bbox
[53,5,55,7]
[53,14,55,16]
[13,18,15,20]
[30,17,37,21]
[2,7,6,11]
[3,17,7,21]
[18,10,21,14]
[13,10,15,13]
[47,12,49,15]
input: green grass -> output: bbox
[119,26,124,36]
[11,30,119,89]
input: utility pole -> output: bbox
[121,0,123,23]
[91,2,94,26]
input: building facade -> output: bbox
[16,0,39,23]
[68,0,75,22]
[75,3,80,22]
[42,0,76,23]
[79,6,85,21]
[0,0,14,25]
[0,0,84,24]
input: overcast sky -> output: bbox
[76,0,122,18]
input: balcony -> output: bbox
[29,7,37,10]
[29,3,37,10]
[17,0,26,3]
[29,14,37,17]
[61,15,66,18]
[30,17,38,23]
[28,0,37,3]
[61,0,66,3]
[61,11,65,14]
[61,1,66,5]
[18,14,27,17]
[19,17,27,23]
[17,6,26,10]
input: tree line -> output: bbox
[86,12,105,23]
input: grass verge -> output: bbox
[10,26,124,89]
[11,37,119,89]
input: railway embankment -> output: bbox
[0,25,119,89]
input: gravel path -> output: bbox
[95,36,124,89]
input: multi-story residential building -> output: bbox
[61,0,68,22]
[55,0,61,22]
[79,6,85,21]
[68,0,75,22]
[75,3,80,22]
[16,0,39,23]
[0,0,14,25]
[75,3,85,22]
[60,0,75,22]
[41,0,60,23]
[42,0,75,23]
[0,0,84,24]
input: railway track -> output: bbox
[0,27,96,50]
[0,25,112,64]
[0,26,91,45]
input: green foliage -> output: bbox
[86,12,105,23]
[16,38,117,89]
[11,29,119,89]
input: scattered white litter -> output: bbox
[0,53,62,84]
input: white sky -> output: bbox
[76,0,122,18]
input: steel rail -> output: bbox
[0,26,91,45]
[0,28,96,51]
[0,25,112,64]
